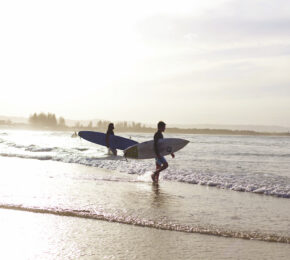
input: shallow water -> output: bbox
[0,157,289,244]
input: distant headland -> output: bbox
[0,113,289,136]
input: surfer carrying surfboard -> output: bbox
[151,121,175,183]
[106,123,117,156]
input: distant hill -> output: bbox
[0,115,28,124]
[170,124,290,133]
[0,115,99,127]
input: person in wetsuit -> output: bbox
[106,123,117,156]
[151,121,174,183]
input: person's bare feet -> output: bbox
[151,172,159,183]
[151,172,160,183]
[155,173,159,182]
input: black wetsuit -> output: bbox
[106,129,114,147]
[154,131,163,157]
[106,129,114,136]
[154,130,167,165]
[106,129,116,154]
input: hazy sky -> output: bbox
[1,0,290,126]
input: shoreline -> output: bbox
[1,203,289,244]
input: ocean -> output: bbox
[1,130,289,198]
[0,129,289,259]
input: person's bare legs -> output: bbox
[151,164,161,182]
[151,162,168,183]
[108,148,117,156]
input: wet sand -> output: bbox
[0,156,289,259]
[0,208,289,260]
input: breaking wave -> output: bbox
[1,133,290,198]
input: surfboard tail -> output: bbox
[124,145,138,159]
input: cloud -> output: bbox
[133,0,290,104]
[138,0,290,45]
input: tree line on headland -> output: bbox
[29,113,66,127]
[28,112,148,132]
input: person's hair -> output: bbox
[108,123,114,129]
[157,121,166,129]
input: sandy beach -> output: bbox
[0,156,289,259]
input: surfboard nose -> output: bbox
[181,139,190,147]
[179,139,190,151]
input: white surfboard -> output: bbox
[124,138,189,159]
